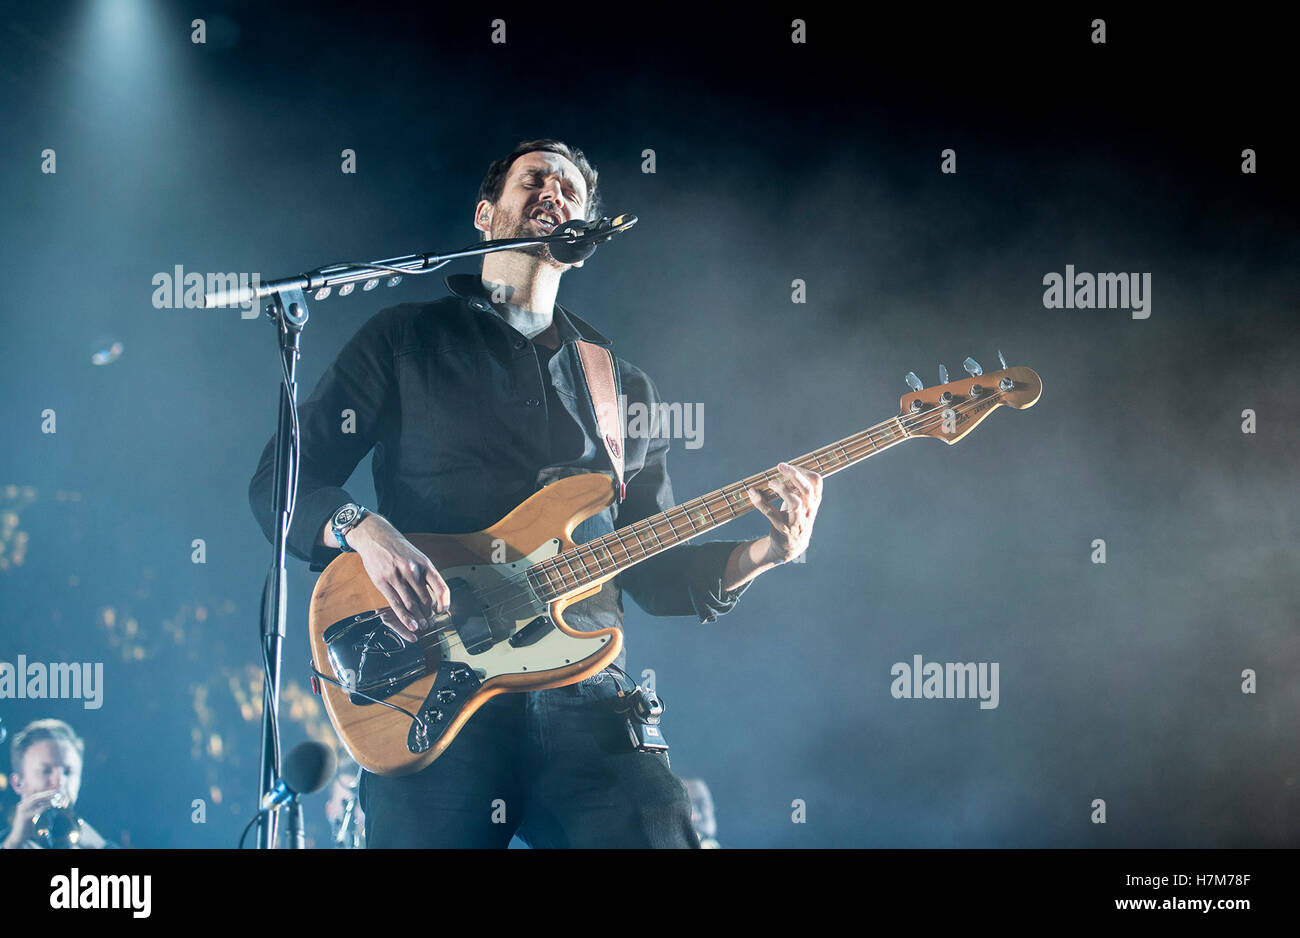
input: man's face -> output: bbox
[475,150,590,267]
[12,739,83,806]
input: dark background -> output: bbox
[1,3,1295,847]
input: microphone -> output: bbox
[549,213,638,264]
[261,741,337,811]
[203,282,261,309]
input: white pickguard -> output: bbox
[435,538,613,682]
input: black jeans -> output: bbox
[358,674,700,848]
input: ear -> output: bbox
[9,773,22,796]
[473,199,493,236]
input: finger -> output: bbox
[400,560,435,620]
[374,580,420,640]
[779,472,818,515]
[19,792,53,812]
[778,463,816,502]
[795,466,821,501]
[19,791,61,820]
[422,564,451,615]
[386,567,427,624]
[797,466,824,504]
[785,461,823,500]
[767,476,801,513]
[747,487,781,519]
[749,489,791,535]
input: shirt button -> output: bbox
[513,339,526,350]
[525,398,540,407]
[469,299,491,312]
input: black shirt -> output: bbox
[248,274,752,667]
[533,338,586,468]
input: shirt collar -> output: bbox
[444,273,611,347]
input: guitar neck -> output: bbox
[527,413,914,601]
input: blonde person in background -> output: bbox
[3,718,114,849]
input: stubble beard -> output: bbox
[492,204,565,268]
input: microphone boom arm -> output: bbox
[202,213,637,309]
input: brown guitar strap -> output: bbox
[574,340,625,503]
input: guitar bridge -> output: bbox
[323,610,431,705]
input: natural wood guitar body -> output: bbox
[308,473,624,776]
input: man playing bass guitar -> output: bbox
[249,139,823,848]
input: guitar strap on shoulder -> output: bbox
[574,339,625,503]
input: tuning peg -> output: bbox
[997,349,1008,370]
[963,357,982,377]
[938,364,949,384]
[905,371,924,392]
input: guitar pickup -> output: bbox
[509,615,554,648]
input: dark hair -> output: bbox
[11,718,84,773]
[476,139,602,229]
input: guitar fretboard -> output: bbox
[526,414,914,601]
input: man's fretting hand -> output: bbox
[345,514,450,641]
[746,461,823,564]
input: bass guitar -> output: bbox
[308,357,1041,775]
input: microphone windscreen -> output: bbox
[282,741,339,796]
[549,220,600,264]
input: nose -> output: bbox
[539,181,566,214]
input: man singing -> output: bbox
[250,139,823,847]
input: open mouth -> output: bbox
[531,211,561,233]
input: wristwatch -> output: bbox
[330,503,370,552]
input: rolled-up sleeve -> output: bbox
[248,306,397,570]
[615,382,754,623]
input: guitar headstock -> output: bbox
[898,357,1041,445]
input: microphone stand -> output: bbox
[286,795,306,850]
[223,217,634,850]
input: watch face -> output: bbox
[334,505,358,527]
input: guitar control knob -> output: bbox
[426,708,445,723]
[436,688,457,704]
[449,667,471,684]
[938,391,953,404]
[969,384,983,397]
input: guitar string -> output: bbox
[358,387,1010,650]
[486,385,1010,612]
[417,386,1008,627]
